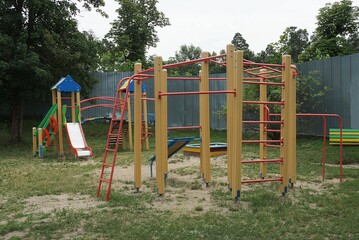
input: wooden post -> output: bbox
[154,56,165,194]
[134,63,142,190]
[71,92,75,123]
[57,91,64,156]
[38,128,43,158]
[76,92,81,123]
[52,90,58,153]
[232,50,243,199]
[32,127,37,156]
[280,55,291,194]
[260,69,268,178]
[127,92,133,151]
[161,70,168,175]
[289,65,297,185]
[143,92,150,150]
[200,51,211,184]
[226,44,235,188]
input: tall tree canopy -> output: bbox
[0,0,105,143]
[165,44,202,76]
[231,32,255,60]
[300,0,359,61]
[107,0,170,64]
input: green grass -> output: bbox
[0,119,358,239]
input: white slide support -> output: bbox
[66,123,92,157]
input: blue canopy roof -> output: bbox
[51,74,81,92]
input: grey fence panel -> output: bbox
[350,54,359,128]
[341,56,351,128]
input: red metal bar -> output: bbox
[243,81,284,86]
[159,90,236,97]
[266,144,281,148]
[167,77,200,81]
[167,126,201,130]
[265,129,281,133]
[81,104,114,111]
[209,77,226,81]
[139,54,227,74]
[243,120,282,124]
[243,77,262,81]
[243,62,284,68]
[243,101,283,105]
[242,159,282,164]
[296,113,343,183]
[142,97,155,101]
[209,59,227,67]
[243,140,283,144]
[241,177,282,184]
[80,96,115,104]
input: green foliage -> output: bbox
[165,44,202,76]
[299,0,359,61]
[0,0,105,143]
[107,0,170,64]
[296,71,331,113]
[231,32,255,60]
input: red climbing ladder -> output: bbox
[96,78,131,201]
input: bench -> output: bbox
[329,129,359,145]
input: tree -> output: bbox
[165,44,202,76]
[277,27,309,63]
[300,0,359,61]
[0,0,104,143]
[107,0,170,64]
[231,32,255,60]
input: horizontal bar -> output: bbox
[243,62,284,68]
[243,81,284,86]
[265,129,281,132]
[266,144,281,148]
[241,177,282,184]
[242,159,282,164]
[142,97,155,101]
[167,77,200,81]
[243,120,282,124]
[140,54,227,74]
[243,101,283,105]
[167,126,201,130]
[243,140,283,144]
[159,90,236,97]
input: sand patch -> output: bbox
[24,193,101,214]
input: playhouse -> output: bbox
[32,75,92,158]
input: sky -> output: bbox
[77,0,359,60]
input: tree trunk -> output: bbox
[11,99,24,144]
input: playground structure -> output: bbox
[183,142,228,157]
[96,44,298,201]
[80,80,151,151]
[32,75,92,158]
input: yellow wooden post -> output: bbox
[127,92,133,151]
[134,63,142,190]
[161,70,168,175]
[288,65,297,185]
[143,92,150,150]
[232,50,243,199]
[52,90,58,153]
[38,128,43,158]
[200,52,211,184]
[76,92,81,123]
[71,92,75,123]
[57,91,64,156]
[32,127,37,156]
[280,55,291,194]
[226,44,235,188]
[259,69,268,178]
[154,56,165,194]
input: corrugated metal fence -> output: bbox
[297,53,359,135]
[83,53,359,134]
